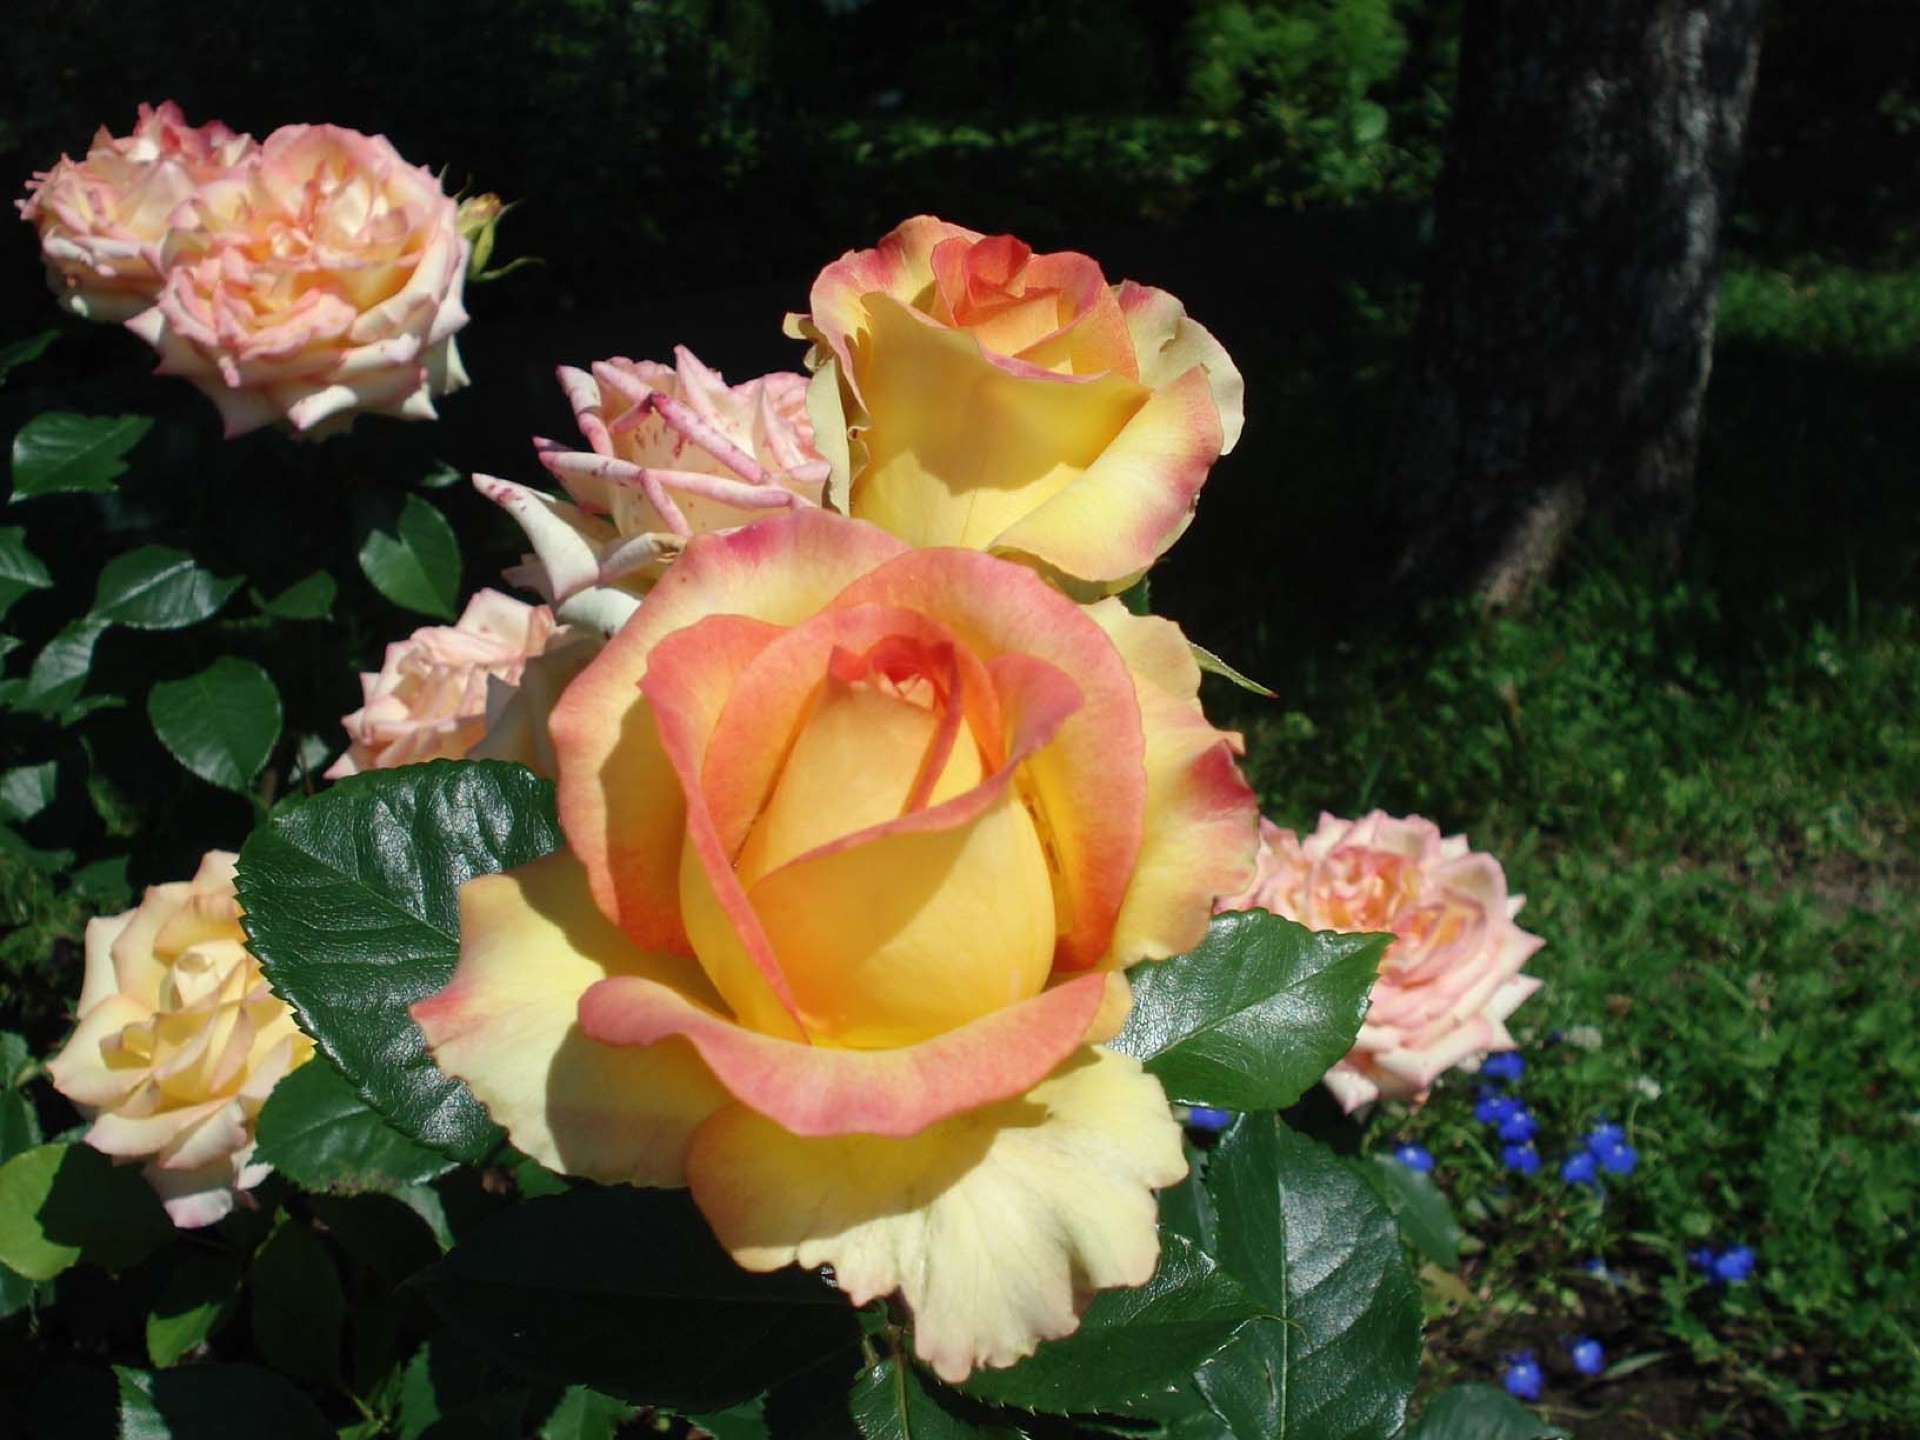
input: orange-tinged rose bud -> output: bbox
[787,216,1245,595]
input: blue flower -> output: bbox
[1475,1091,1523,1126]
[1567,1335,1605,1376]
[1560,1150,1599,1186]
[1391,1142,1435,1173]
[1502,1141,1541,1175]
[1580,1256,1618,1285]
[1585,1121,1627,1153]
[1712,1245,1756,1283]
[1481,1051,1526,1083]
[1185,1105,1232,1132]
[1502,1350,1544,1401]
[1688,1246,1718,1272]
[1497,1109,1539,1142]
[1593,1140,1637,1176]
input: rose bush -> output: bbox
[1221,811,1544,1111]
[327,589,565,778]
[17,101,255,323]
[787,215,1244,595]
[126,123,470,437]
[480,346,824,633]
[412,507,1258,1379]
[43,852,314,1227]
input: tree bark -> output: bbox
[1384,0,1763,609]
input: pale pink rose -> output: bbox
[1219,812,1544,1112]
[327,590,562,778]
[44,852,314,1227]
[477,346,826,631]
[127,124,470,438]
[17,102,255,323]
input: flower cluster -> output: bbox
[1222,811,1543,1110]
[1690,1242,1757,1284]
[20,104,471,436]
[386,216,1257,1381]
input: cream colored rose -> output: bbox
[17,101,255,323]
[44,852,313,1227]
[1220,812,1544,1111]
[478,346,825,633]
[326,590,563,778]
[126,123,470,437]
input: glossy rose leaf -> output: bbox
[236,761,564,1163]
[148,657,282,793]
[355,491,461,620]
[415,1184,861,1412]
[9,412,152,501]
[1353,1155,1465,1270]
[1195,1116,1422,1440]
[958,1234,1263,1416]
[254,1057,457,1192]
[90,545,241,630]
[1110,911,1386,1110]
[0,1143,172,1282]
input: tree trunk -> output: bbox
[1384,0,1763,609]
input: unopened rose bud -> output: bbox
[456,192,507,278]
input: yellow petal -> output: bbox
[850,296,1146,552]
[411,852,731,1186]
[686,1047,1186,1383]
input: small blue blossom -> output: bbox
[1688,1246,1718,1272]
[1497,1109,1539,1142]
[1184,1105,1232,1132]
[1501,1350,1544,1401]
[1475,1091,1523,1126]
[1502,1141,1541,1175]
[1480,1050,1526,1083]
[1581,1256,1619,1285]
[1593,1140,1638,1176]
[1391,1142,1435,1173]
[1566,1335,1605,1376]
[1713,1245,1756,1283]
[1585,1121,1627,1153]
[1561,1150,1599,1186]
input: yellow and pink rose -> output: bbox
[788,216,1244,595]
[413,508,1258,1378]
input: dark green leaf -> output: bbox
[1157,1142,1218,1254]
[10,412,152,500]
[0,1143,172,1281]
[0,1260,35,1320]
[147,1252,243,1368]
[0,1088,42,1163]
[255,1058,457,1191]
[852,1360,1000,1439]
[91,546,241,629]
[255,571,337,621]
[1195,1117,1421,1440]
[148,657,281,792]
[307,1192,443,1289]
[1353,1156,1463,1270]
[539,1387,637,1440]
[0,330,57,387]
[249,1219,346,1382]
[1119,575,1152,616]
[0,524,53,617]
[32,1363,334,1440]
[960,1234,1263,1415]
[0,1030,30,1088]
[420,462,465,490]
[0,761,57,823]
[357,492,461,619]
[70,854,134,909]
[17,616,108,715]
[1403,1383,1570,1439]
[416,1185,861,1412]
[397,1334,533,1440]
[685,1399,769,1440]
[235,761,563,1161]
[1110,911,1386,1110]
